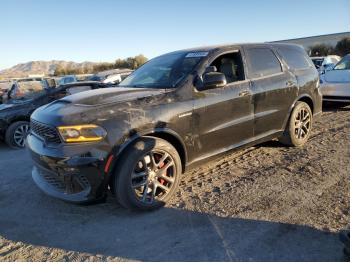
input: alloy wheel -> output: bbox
[131,150,176,204]
[294,107,311,140]
[13,124,30,147]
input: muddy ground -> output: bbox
[0,103,349,262]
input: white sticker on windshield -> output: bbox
[185,52,209,58]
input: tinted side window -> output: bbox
[278,46,311,70]
[246,48,282,78]
[210,52,245,83]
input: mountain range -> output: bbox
[0,60,100,78]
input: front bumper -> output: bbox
[320,82,350,102]
[27,133,109,203]
[322,96,350,103]
[0,119,7,139]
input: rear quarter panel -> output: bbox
[295,67,322,114]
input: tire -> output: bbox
[279,102,313,147]
[5,121,30,149]
[114,136,182,211]
[340,230,350,247]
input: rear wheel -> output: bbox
[5,121,30,148]
[114,137,182,211]
[279,102,312,147]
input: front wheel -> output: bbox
[5,121,30,148]
[114,137,182,211]
[279,101,313,147]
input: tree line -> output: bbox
[309,37,350,57]
[54,54,148,76]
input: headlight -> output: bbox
[57,124,107,143]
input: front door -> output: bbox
[192,51,254,162]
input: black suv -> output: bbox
[27,43,322,210]
[0,81,104,148]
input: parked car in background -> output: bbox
[1,78,50,104]
[103,70,133,84]
[0,81,105,148]
[320,54,350,103]
[87,69,133,84]
[0,80,12,104]
[58,75,77,85]
[76,74,93,82]
[27,43,322,211]
[311,55,341,74]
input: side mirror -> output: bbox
[202,72,227,90]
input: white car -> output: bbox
[311,55,341,74]
[102,71,132,84]
[320,54,350,103]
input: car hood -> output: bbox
[60,87,167,106]
[0,102,24,112]
[0,103,16,111]
[32,86,170,126]
[324,70,350,83]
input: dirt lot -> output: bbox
[0,103,349,262]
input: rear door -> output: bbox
[275,44,318,106]
[243,46,298,138]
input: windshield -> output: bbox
[9,81,46,101]
[119,52,204,88]
[59,76,76,85]
[88,75,103,81]
[334,55,350,70]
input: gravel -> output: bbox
[0,103,349,261]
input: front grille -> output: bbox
[41,172,66,192]
[30,120,61,144]
[38,167,91,194]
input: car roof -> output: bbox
[165,43,304,55]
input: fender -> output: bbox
[105,127,187,179]
[281,94,314,131]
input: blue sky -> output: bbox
[1,0,349,70]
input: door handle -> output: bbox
[239,90,251,97]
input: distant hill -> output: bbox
[0,60,99,78]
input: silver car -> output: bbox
[320,54,350,102]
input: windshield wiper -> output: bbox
[172,76,186,88]
[119,84,145,88]
[121,84,169,89]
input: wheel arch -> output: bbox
[109,128,187,177]
[9,115,30,124]
[296,96,314,113]
[282,94,315,131]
